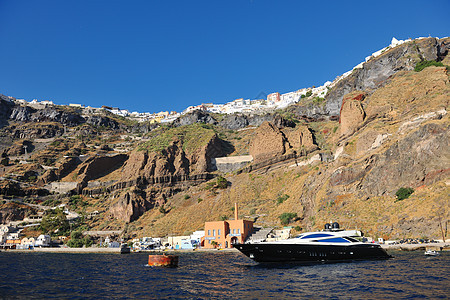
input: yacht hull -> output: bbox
[235,243,391,263]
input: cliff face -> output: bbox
[120,134,226,182]
[324,37,450,117]
[1,37,448,240]
[173,110,296,130]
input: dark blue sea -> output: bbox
[0,250,448,299]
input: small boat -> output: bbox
[235,222,392,263]
[120,243,131,254]
[424,249,440,256]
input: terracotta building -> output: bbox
[203,203,253,249]
[267,92,280,102]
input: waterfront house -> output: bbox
[203,203,253,249]
[190,230,205,247]
[167,235,194,250]
[18,237,36,249]
[0,225,12,244]
[35,234,51,247]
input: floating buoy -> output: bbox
[148,254,179,267]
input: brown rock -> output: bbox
[121,150,148,181]
[340,91,366,135]
[77,154,128,182]
[108,188,152,222]
[6,140,34,156]
[356,130,380,155]
[39,156,80,184]
[282,125,314,149]
[249,121,288,162]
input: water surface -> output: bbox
[0,250,448,299]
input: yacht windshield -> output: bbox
[300,233,333,239]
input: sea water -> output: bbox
[0,250,448,299]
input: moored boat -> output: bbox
[120,243,131,254]
[424,249,440,256]
[235,222,391,263]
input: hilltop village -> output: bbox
[7,38,415,124]
[0,37,449,251]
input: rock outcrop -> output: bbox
[0,202,37,224]
[7,123,64,139]
[120,134,226,183]
[6,140,34,156]
[0,95,14,128]
[339,91,366,135]
[9,105,35,122]
[172,110,296,130]
[29,107,85,127]
[39,156,81,184]
[249,122,287,162]
[172,110,218,127]
[77,154,128,183]
[283,125,315,149]
[85,115,119,129]
[249,121,317,163]
[108,187,152,222]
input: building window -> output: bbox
[213,230,215,236]
[238,229,240,234]
[233,229,235,234]
[218,229,221,236]
[208,230,210,236]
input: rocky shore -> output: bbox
[4,243,450,254]
[381,242,450,251]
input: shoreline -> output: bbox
[3,243,449,254]
[2,247,239,254]
[381,242,449,251]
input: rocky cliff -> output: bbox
[293,37,450,119]
[0,37,448,241]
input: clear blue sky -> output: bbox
[1,0,449,113]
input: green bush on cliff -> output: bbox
[414,60,444,72]
[276,194,290,205]
[395,187,414,201]
[216,176,228,189]
[279,212,297,225]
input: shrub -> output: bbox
[279,212,298,225]
[216,176,228,189]
[67,238,84,248]
[159,205,168,214]
[276,194,290,205]
[197,198,203,203]
[1,157,9,166]
[71,231,83,240]
[40,208,70,235]
[414,60,444,72]
[67,231,92,248]
[395,187,414,201]
[184,195,191,200]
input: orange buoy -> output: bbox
[148,254,179,267]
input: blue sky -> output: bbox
[1,0,449,113]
